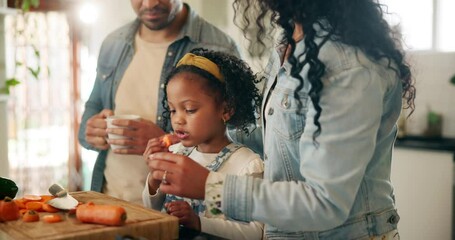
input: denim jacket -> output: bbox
[78,4,240,192]
[224,35,402,239]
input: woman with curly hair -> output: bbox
[143,48,264,239]
[146,1,416,239]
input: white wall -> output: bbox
[404,52,455,138]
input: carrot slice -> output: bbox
[23,194,42,201]
[19,208,28,216]
[42,203,59,213]
[40,195,55,203]
[14,199,27,209]
[42,214,62,223]
[162,134,172,148]
[25,201,43,211]
[22,210,40,222]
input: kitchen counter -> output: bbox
[395,135,455,153]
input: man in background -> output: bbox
[78,0,239,204]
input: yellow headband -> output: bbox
[176,53,224,82]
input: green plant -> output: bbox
[450,74,455,86]
[0,0,40,94]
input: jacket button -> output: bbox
[281,96,290,108]
[157,116,162,121]
[388,214,399,224]
[168,52,173,56]
[160,83,165,89]
[268,108,274,115]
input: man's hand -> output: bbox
[106,118,165,155]
[85,109,114,150]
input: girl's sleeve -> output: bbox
[142,173,166,211]
[203,151,264,239]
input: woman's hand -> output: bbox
[165,201,201,231]
[148,152,209,199]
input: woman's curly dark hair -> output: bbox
[161,48,263,135]
[233,0,416,141]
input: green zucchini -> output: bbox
[0,177,18,200]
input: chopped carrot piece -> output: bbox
[25,201,43,211]
[19,208,28,216]
[14,199,27,209]
[162,134,172,148]
[23,194,42,201]
[42,203,59,213]
[40,195,55,203]
[22,210,40,222]
[42,214,62,223]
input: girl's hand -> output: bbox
[148,152,209,199]
[143,134,181,161]
[165,201,201,231]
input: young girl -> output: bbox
[142,48,264,239]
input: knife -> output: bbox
[47,184,79,210]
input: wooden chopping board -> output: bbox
[0,191,178,240]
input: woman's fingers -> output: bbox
[148,153,209,199]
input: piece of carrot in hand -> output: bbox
[76,203,127,226]
[161,134,172,148]
[22,210,40,222]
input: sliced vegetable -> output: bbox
[42,203,59,213]
[40,195,55,203]
[22,210,40,222]
[76,203,127,226]
[14,199,27,209]
[25,201,43,211]
[162,134,172,148]
[0,197,20,221]
[42,214,62,223]
[19,208,28,216]
[23,194,42,201]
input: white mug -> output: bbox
[105,114,140,150]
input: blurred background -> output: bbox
[1,0,454,239]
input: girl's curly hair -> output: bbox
[233,0,416,141]
[161,48,263,135]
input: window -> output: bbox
[5,12,76,195]
[381,0,455,52]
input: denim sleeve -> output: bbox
[224,66,386,231]
[78,77,105,151]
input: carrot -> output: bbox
[162,134,172,148]
[25,201,43,211]
[42,203,59,213]
[23,194,42,201]
[14,199,26,209]
[40,195,55,203]
[42,214,62,223]
[19,208,28,216]
[22,210,40,222]
[0,197,20,221]
[76,203,127,226]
